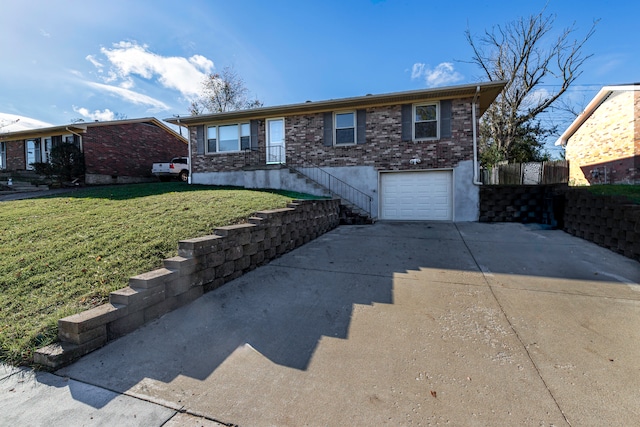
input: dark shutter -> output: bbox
[323,112,333,147]
[52,135,62,147]
[440,100,452,139]
[356,109,366,144]
[196,125,205,155]
[401,104,412,141]
[250,119,259,150]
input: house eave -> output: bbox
[166,81,507,126]
[555,83,640,146]
[0,117,187,143]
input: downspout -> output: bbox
[471,86,482,185]
[179,118,192,185]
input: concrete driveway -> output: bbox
[4,222,640,426]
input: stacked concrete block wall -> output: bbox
[563,190,640,261]
[479,185,639,262]
[479,185,567,225]
[35,199,340,369]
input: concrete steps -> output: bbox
[0,179,49,194]
[286,169,373,224]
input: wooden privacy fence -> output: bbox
[481,161,568,185]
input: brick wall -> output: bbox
[34,199,340,369]
[83,122,187,180]
[191,97,476,174]
[566,91,638,185]
[479,185,639,262]
[4,139,26,170]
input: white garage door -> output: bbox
[380,171,453,220]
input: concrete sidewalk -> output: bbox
[3,222,639,426]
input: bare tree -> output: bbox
[465,10,597,165]
[190,66,263,115]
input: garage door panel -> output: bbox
[380,171,453,220]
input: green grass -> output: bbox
[0,183,317,366]
[583,184,640,204]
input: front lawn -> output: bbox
[0,183,312,366]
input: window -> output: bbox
[206,123,250,153]
[0,142,5,170]
[207,126,217,152]
[414,103,439,140]
[43,137,52,163]
[335,112,356,145]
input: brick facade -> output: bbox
[5,139,25,171]
[1,119,187,183]
[565,90,639,185]
[190,97,476,174]
[83,121,187,182]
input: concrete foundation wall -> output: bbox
[85,173,158,185]
[34,199,341,369]
[193,163,477,220]
[453,160,479,221]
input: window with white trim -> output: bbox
[0,142,5,170]
[413,103,439,140]
[206,123,250,153]
[334,111,356,145]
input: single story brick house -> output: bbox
[556,84,639,185]
[0,117,187,184]
[167,81,505,221]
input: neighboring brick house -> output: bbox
[0,118,187,184]
[556,84,640,185]
[167,82,505,221]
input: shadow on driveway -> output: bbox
[54,222,640,425]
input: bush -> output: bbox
[31,143,85,183]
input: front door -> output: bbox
[266,118,285,164]
[26,139,41,170]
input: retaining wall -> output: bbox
[479,185,639,262]
[563,189,640,261]
[35,199,340,369]
[478,185,567,225]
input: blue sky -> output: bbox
[1,0,638,155]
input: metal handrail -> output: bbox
[287,163,372,217]
[243,146,372,217]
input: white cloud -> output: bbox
[85,55,103,69]
[85,81,170,111]
[91,41,214,100]
[523,88,551,109]
[411,62,463,88]
[72,106,116,121]
[39,29,51,38]
[411,63,426,80]
[0,113,52,132]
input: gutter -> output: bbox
[472,85,482,185]
[555,84,639,147]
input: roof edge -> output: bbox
[166,81,507,126]
[555,84,640,146]
[0,117,187,143]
